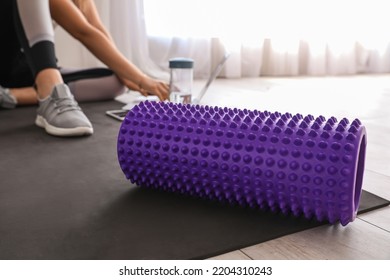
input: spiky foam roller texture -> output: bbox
[117,101,367,226]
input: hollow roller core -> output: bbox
[117,101,367,226]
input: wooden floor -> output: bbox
[190,74,390,260]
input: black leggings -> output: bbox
[0,0,125,102]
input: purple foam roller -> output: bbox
[117,101,367,226]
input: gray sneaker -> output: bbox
[0,86,17,109]
[35,84,93,136]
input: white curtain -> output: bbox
[55,0,390,79]
[54,0,168,80]
[145,0,390,78]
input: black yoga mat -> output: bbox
[0,101,389,260]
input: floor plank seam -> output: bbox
[365,169,390,180]
[357,217,390,234]
[239,250,254,260]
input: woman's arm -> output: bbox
[71,0,144,93]
[50,0,168,100]
[71,0,113,40]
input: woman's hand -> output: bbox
[139,76,169,101]
[121,76,169,101]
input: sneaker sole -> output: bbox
[35,115,93,136]
[0,103,16,109]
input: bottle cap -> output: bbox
[169,58,194,69]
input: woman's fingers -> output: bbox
[153,89,164,101]
[139,76,170,101]
[139,88,148,97]
[158,82,169,100]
